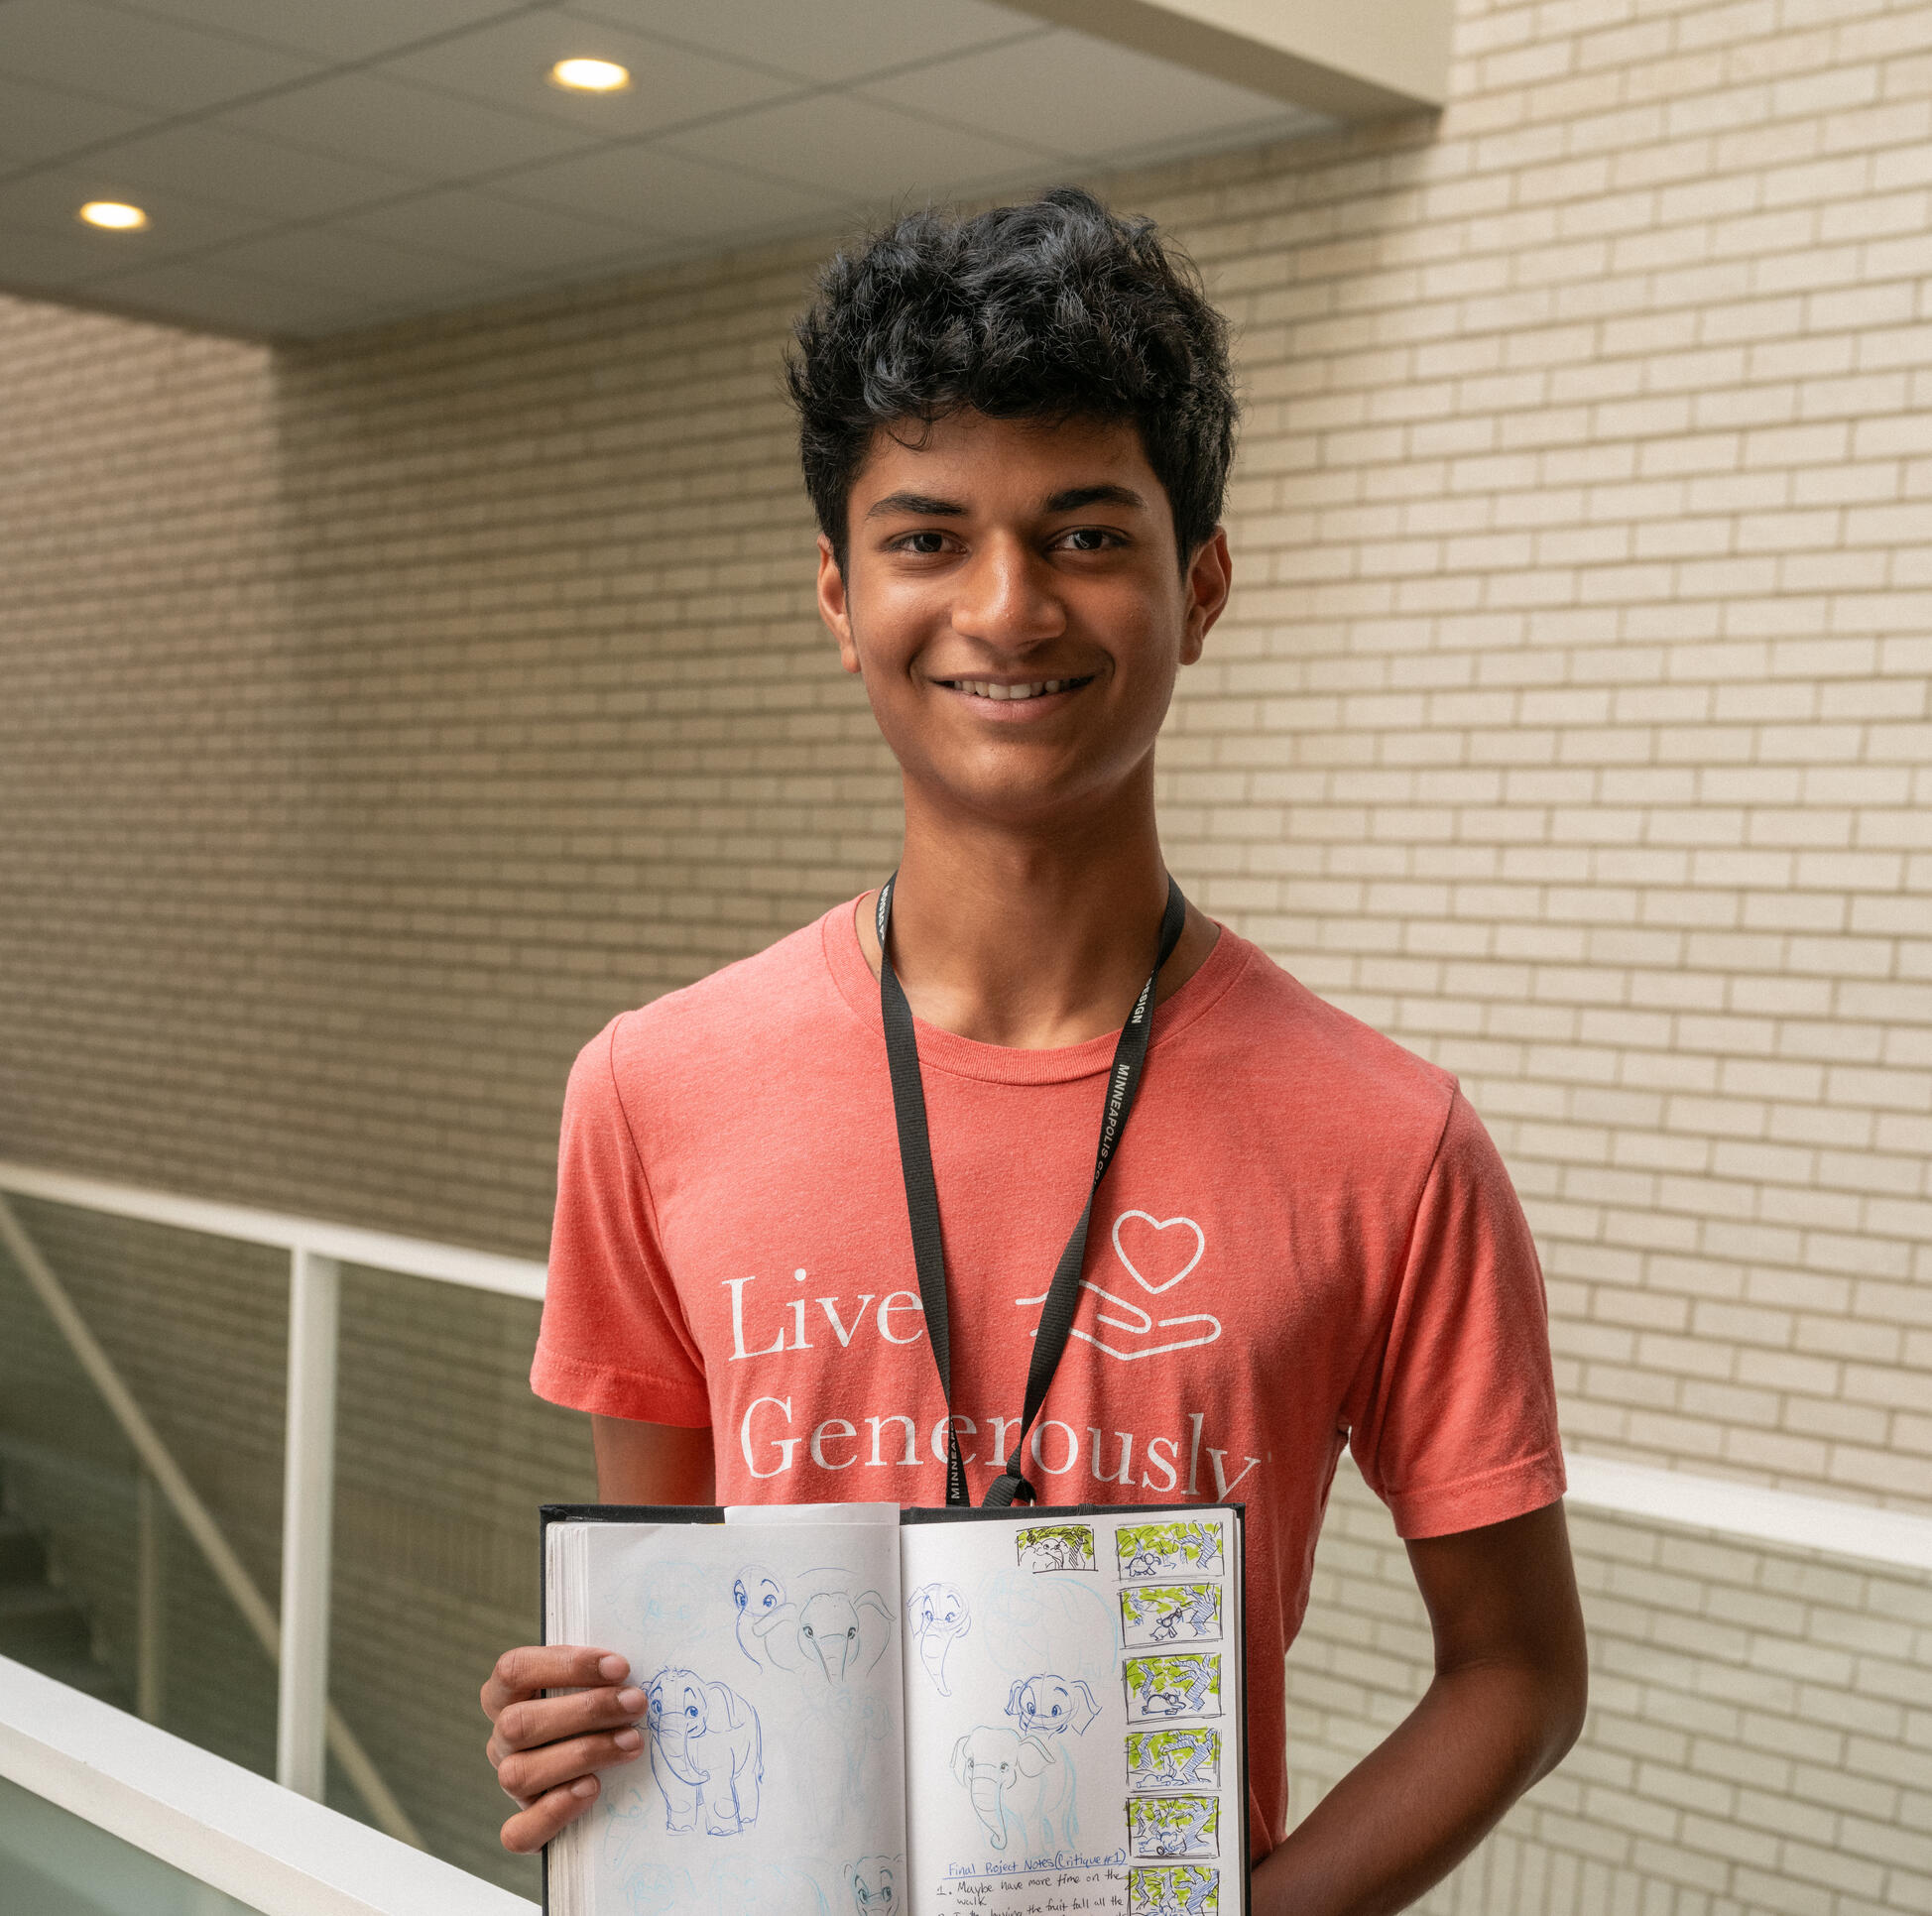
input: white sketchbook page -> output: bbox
[725,1501,902,1525]
[901,1511,1242,1916]
[548,1518,908,1916]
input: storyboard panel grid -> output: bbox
[904,1508,1244,1916]
[1115,1514,1235,1916]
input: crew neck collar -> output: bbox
[822,892,1248,1085]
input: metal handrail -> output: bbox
[0,1159,545,1298]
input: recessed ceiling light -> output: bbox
[79,200,148,230]
[549,57,630,91]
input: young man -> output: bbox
[483,189,1586,1913]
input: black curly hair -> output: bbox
[788,187,1237,574]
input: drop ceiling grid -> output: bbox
[0,0,1323,338]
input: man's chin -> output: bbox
[902,759,1132,832]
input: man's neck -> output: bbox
[854,783,1219,1049]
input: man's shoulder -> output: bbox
[1213,934,1459,1141]
[590,905,856,1084]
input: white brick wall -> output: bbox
[1136,0,1932,1513]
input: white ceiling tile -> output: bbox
[77,257,364,337]
[203,223,515,305]
[1098,108,1332,176]
[0,73,158,171]
[378,11,798,140]
[217,70,600,180]
[563,0,1044,86]
[0,222,137,290]
[0,166,272,257]
[492,144,845,244]
[861,29,1310,162]
[108,0,531,64]
[0,0,320,115]
[662,92,1052,205]
[78,122,426,222]
[341,186,655,275]
[1,0,1335,339]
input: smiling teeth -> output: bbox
[956,679,1073,700]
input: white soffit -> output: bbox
[0,0,1444,342]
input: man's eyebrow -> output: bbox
[864,490,967,520]
[1044,483,1147,513]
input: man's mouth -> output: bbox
[934,675,1094,702]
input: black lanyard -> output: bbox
[875,874,1188,1507]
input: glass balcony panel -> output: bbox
[329,1260,595,1895]
[0,1198,282,1775]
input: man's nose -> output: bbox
[950,536,1065,651]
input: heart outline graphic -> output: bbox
[1111,1211,1204,1296]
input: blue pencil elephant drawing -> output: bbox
[1006,1673,1099,1738]
[847,1854,901,1916]
[906,1582,970,1696]
[951,1726,1075,1853]
[737,1566,894,1683]
[644,1669,762,1835]
[732,1566,785,1667]
[1001,1672,1095,1842]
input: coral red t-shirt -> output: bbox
[532,901,1565,1858]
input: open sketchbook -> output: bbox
[542,1500,1248,1916]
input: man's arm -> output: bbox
[480,1416,715,1855]
[1252,1499,1588,1916]
[591,1413,716,1504]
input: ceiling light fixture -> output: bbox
[79,200,148,230]
[549,57,630,91]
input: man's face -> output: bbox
[816,410,1231,828]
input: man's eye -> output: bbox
[900,531,947,554]
[1062,527,1115,551]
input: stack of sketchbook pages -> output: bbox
[543,1499,1249,1916]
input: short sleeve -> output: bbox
[1347,1089,1566,1538]
[530,1016,711,1427]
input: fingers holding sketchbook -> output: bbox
[482,1643,649,1855]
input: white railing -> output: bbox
[1561,1449,1932,1571]
[0,1154,1926,1859]
[0,1651,534,1915]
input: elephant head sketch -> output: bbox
[847,1854,901,1916]
[950,1725,1073,1854]
[751,1581,894,1682]
[732,1565,786,1667]
[1005,1673,1100,1737]
[643,1668,763,1836]
[906,1583,970,1697]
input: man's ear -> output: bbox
[1180,527,1232,666]
[817,534,862,675]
